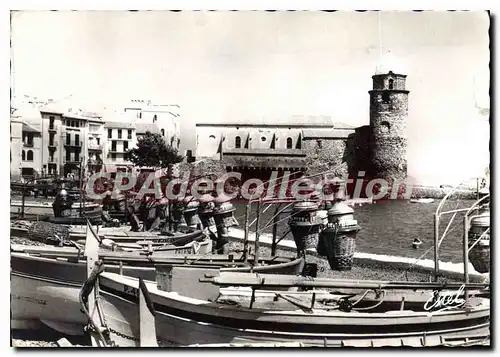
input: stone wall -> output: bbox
[349,125,372,177]
[303,138,350,179]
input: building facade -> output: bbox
[9,96,182,179]
[195,116,356,181]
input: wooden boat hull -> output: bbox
[10,251,304,335]
[10,224,206,246]
[96,273,490,347]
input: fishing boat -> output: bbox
[88,270,489,347]
[410,198,435,204]
[10,220,207,247]
[82,177,490,347]
[10,219,306,335]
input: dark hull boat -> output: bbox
[10,221,206,247]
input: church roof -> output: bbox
[301,128,353,139]
[197,115,336,128]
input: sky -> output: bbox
[10,11,490,186]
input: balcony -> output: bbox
[48,157,57,163]
[108,147,129,153]
[63,157,82,165]
[48,142,57,148]
[48,126,57,132]
[88,143,103,151]
[88,159,103,166]
[64,141,83,148]
[23,142,34,148]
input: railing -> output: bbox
[88,143,103,150]
[108,147,129,153]
[23,142,34,147]
[433,177,489,306]
[63,158,82,164]
[64,141,83,147]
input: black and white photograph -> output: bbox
[8,7,491,348]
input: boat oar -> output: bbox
[201,273,489,291]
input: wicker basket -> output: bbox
[469,240,490,274]
[291,225,320,252]
[329,235,356,270]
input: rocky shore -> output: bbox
[410,186,478,200]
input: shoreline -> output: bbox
[227,227,489,283]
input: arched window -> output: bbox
[286,137,293,149]
[235,136,241,148]
[388,79,394,90]
[153,114,157,123]
[27,150,33,161]
[161,129,165,136]
[22,150,25,161]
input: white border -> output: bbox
[2,2,497,355]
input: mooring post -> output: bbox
[168,201,172,232]
[271,203,280,257]
[243,204,250,263]
[254,200,261,266]
[463,216,469,303]
[433,213,440,281]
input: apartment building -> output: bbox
[40,106,64,176]
[124,100,181,150]
[10,118,23,180]
[11,96,181,178]
[103,119,136,170]
[20,122,43,177]
[87,118,105,173]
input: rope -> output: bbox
[468,228,490,253]
[352,290,386,311]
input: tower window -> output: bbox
[317,139,322,148]
[235,136,241,148]
[380,121,391,134]
[382,92,390,103]
[22,150,25,161]
[161,129,165,136]
[388,79,394,90]
[286,137,293,149]
[27,150,33,161]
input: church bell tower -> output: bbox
[369,53,409,183]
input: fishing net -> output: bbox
[27,221,71,246]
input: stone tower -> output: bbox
[369,54,409,182]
